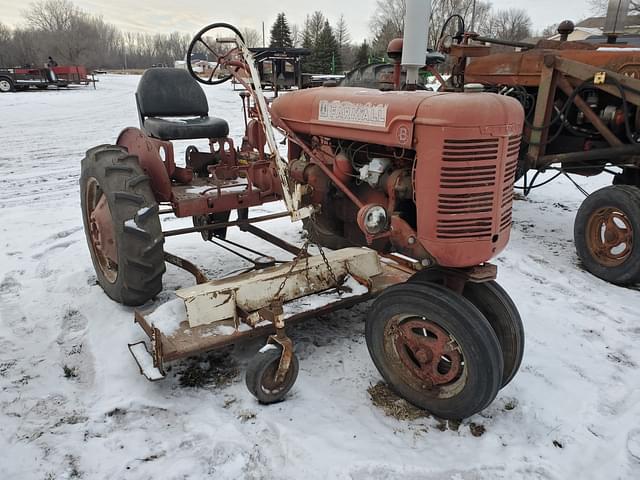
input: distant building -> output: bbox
[575,15,640,34]
[547,27,603,42]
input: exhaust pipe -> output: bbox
[402,0,431,90]
[604,0,630,43]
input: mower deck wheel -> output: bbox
[365,282,503,420]
[80,145,165,306]
[574,185,640,285]
[245,346,299,404]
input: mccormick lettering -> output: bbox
[318,100,388,127]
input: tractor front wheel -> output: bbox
[80,145,165,306]
[365,282,503,420]
[574,185,640,285]
[410,272,524,389]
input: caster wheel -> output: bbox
[366,282,503,420]
[246,346,299,404]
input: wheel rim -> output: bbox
[260,359,293,396]
[384,315,467,399]
[85,177,118,283]
[586,207,634,267]
[0,80,11,92]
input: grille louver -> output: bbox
[436,135,520,240]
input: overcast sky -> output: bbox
[0,1,598,42]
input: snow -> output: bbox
[129,343,165,381]
[147,297,187,336]
[124,218,145,233]
[282,275,369,319]
[1,74,640,479]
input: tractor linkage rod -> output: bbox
[162,211,290,237]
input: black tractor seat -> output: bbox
[143,116,229,141]
[135,68,229,141]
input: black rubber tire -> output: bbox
[245,346,299,404]
[0,77,15,93]
[574,185,640,285]
[80,145,165,306]
[410,272,524,389]
[458,282,524,388]
[366,282,503,420]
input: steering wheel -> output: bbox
[186,23,245,85]
[436,14,466,53]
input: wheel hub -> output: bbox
[394,318,463,387]
[587,207,633,267]
[86,177,118,283]
[89,195,118,264]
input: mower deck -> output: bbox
[129,256,411,380]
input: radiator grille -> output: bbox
[436,135,519,240]
[499,134,522,232]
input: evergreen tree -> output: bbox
[354,40,370,68]
[269,12,293,48]
[301,11,326,73]
[314,21,340,74]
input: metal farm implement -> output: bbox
[80,11,525,419]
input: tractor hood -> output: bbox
[271,86,523,149]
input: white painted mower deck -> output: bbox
[131,248,412,379]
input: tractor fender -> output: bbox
[116,127,173,202]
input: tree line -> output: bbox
[1,0,574,73]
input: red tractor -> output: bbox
[80,22,525,419]
[432,11,640,285]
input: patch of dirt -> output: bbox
[178,350,239,388]
[367,382,429,422]
[469,422,486,437]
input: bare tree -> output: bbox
[485,8,532,42]
[589,0,640,15]
[370,0,405,43]
[541,23,560,38]
[369,0,494,53]
[290,24,301,47]
[241,27,262,48]
[23,0,83,31]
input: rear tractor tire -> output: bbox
[80,145,165,306]
[574,185,640,285]
[365,282,504,420]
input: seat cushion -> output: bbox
[143,116,229,141]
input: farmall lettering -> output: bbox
[318,100,388,127]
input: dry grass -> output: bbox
[367,382,429,422]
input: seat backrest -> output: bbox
[136,68,209,118]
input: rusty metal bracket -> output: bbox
[164,252,209,284]
[260,304,294,384]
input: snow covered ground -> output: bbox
[1,75,639,479]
